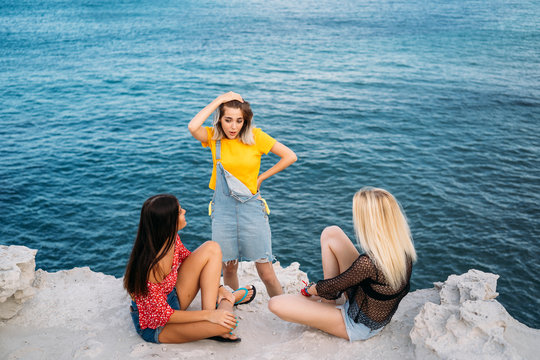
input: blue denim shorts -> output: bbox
[338,300,383,342]
[130,288,180,343]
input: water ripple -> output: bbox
[1,0,539,328]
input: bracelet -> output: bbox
[301,281,315,297]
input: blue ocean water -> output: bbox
[1,0,538,328]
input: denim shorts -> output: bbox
[130,288,180,343]
[338,300,383,342]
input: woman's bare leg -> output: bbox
[222,261,239,291]
[317,226,360,303]
[320,226,360,279]
[175,241,222,310]
[267,227,360,338]
[158,298,237,343]
[268,294,348,340]
[221,261,257,301]
[255,261,283,297]
[160,241,242,343]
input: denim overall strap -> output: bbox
[213,140,225,196]
[216,140,222,161]
[215,140,257,202]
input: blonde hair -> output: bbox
[212,100,255,145]
[353,187,417,290]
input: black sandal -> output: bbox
[206,335,241,343]
[233,285,257,306]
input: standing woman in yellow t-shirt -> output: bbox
[188,92,297,297]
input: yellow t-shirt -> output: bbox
[202,126,277,194]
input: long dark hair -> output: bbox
[124,194,179,296]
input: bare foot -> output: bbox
[220,332,239,341]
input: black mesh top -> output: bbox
[315,254,413,330]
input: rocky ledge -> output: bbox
[0,245,538,359]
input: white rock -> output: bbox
[410,269,539,360]
[0,245,37,319]
[0,245,538,360]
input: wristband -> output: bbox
[301,281,315,297]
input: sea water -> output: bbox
[1,0,538,327]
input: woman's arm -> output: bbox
[257,142,297,190]
[167,308,237,329]
[167,286,236,328]
[310,255,371,300]
[306,283,319,296]
[188,92,243,143]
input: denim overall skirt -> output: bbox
[210,140,273,263]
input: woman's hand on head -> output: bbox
[208,309,238,329]
[219,91,243,104]
[188,92,243,143]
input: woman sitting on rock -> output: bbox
[269,187,417,341]
[124,194,255,344]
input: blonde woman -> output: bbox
[268,187,417,341]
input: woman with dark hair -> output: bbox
[188,92,297,297]
[124,194,256,344]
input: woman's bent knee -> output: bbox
[268,296,282,315]
[321,225,343,243]
[201,241,222,256]
[268,295,296,320]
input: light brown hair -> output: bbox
[212,100,255,145]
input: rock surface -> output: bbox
[410,270,538,359]
[0,245,37,320]
[0,246,538,359]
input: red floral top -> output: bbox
[134,234,191,329]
